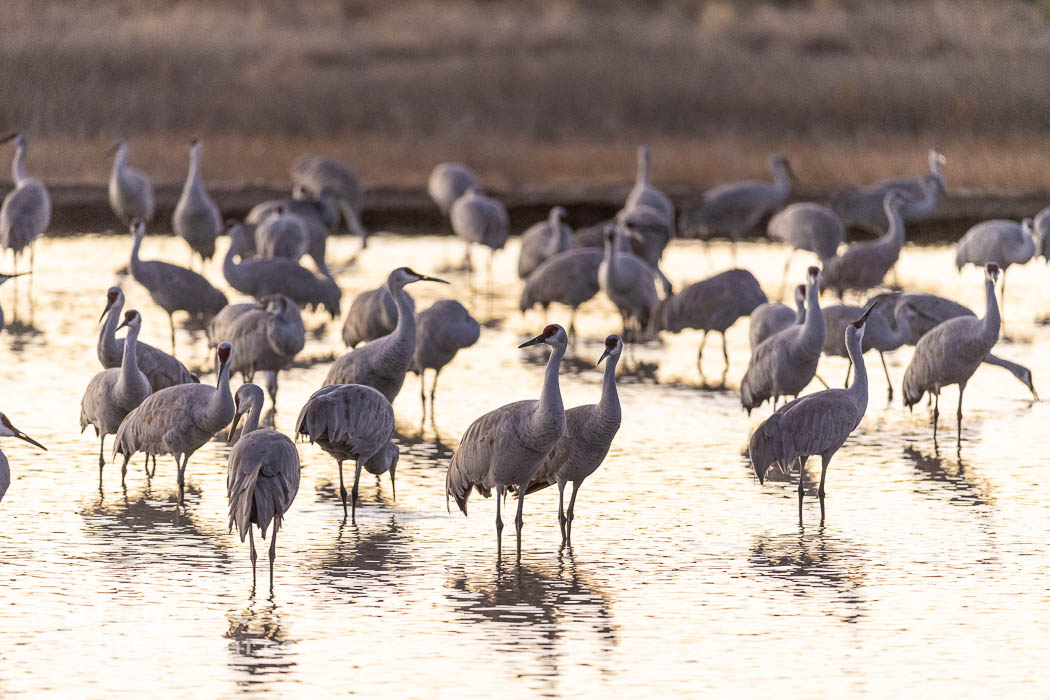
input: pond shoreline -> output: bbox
[38,181,1050,244]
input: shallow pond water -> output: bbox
[0,232,1048,696]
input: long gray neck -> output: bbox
[185,147,202,193]
[982,278,1000,344]
[793,295,806,324]
[206,361,235,430]
[116,322,144,398]
[99,295,124,364]
[223,233,250,289]
[130,233,145,278]
[845,326,869,417]
[112,145,128,178]
[910,178,940,215]
[636,148,650,185]
[882,201,904,249]
[11,143,27,185]
[376,282,417,375]
[797,281,823,352]
[883,309,913,350]
[531,343,566,433]
[596,352,621,425]
[241,398,262,435]
[771,163,791,198]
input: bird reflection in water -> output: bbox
[224,597,297,681]
[447,548,617,689]
[749,527,866,624]
[316,516,411,595]
[903,443,992,507]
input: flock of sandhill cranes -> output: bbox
[0,131,1047,585]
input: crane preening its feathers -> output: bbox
[749,301,878,523]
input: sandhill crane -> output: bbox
[954,217,1035,321]
[679,153,793,252]
[833,150,946,232]
[412,299,481,416]
[208,295,305,405]
[173,138,222,265]
[253,206,308,260]
[341,283,416,348]
[822,301,933,400]
[324,267,447,401]
[903,264,1002,437]
[625,146,674,224]
[1,132,50,275]
[767,203,843,294]
[749,303,877,523]
[428,162,481,216]
[129,219,228,351]
[113,342,236,504]
[517,334,622,545]
[598,225,665,341]
[291,154,369,247]
[246,186,337,274]
[617,206,674,285]
[649,269,767,373]
[1035,207,1050,260]
[446,324,569,556]
[517,206,572,279]
[450,187,509,271]
[0,272,27,332]
[295,383,395,518]
[749,284,806,349]
[98,287,198,390]
[741,267,825,414]
[820,192,906,299]
[227,383,300,589]
[0,412,46,504]
[867,290,1037,398]
[520,246,604,336]
[223,222,341,318]
[81,309,152,483]
[108,140,155,225]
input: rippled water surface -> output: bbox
[1,232,1049,696]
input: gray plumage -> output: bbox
[1034,207,1050,260]
[223,222,341,318]
[208,295,305,405]
[0,133,51,267]
[517,206,572,279]
[902,265,1002,434]
[598,225,664,337]
[341,284,416,348]
[129,219,228,350]
[520,335,622,545]
[649,268,767,372]
[520,246,604,335]
[749,284,806,350]
[0,272,27,332]
[324,267,446,402]
[227,383,300,588]
[625,146,674,224]
[617,205,674,279]
[749,303,876,522]
[679,154,793,242]
[97,286,198,390]
[412,299,481,415]
[955,217,1035,318]
[820,192,906,298]
[245,187,337,274]
[0,412,46,504]
[108,140,155,225]
[741,267,825,413]
[866,290,1036,398]
[833,150,946,232]
[112,342,236,504]
[295,383,395,518]
[446,324,569,555]
[291,154,368,247]
[428,162,481,215]
[767,202,843,263]
[81,310,153,479]
[450,188,510,265]
[172,139,221,263]
[252,206,308,261]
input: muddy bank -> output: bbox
[38,181,1050,244]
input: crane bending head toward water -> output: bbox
[749,302,878,523]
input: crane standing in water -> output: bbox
[0,133,50,277]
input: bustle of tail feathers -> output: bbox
[749,413,787,484]
[901,364,924,409]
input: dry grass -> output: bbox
[3,0,1050,190]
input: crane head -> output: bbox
[806,266,820,285]
[216,342,233,376]
[850,300,879,329]
[770,153,794,181]
[129,218,145,238]
[116,309,141,331]
[519,324,566,349]
[99,287,122,322]
[0,132,25,147]
[597,335,623,365]
[985,263,1000,282]
[390,266,449,288]
[0,413,46,451]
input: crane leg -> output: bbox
[778,250,794,300]
[430,369,441,412]
[956,381,966,440]
[932,391,940,439]
[797,456,808,524]
[351,458,364,520]
[419,372,428,419]
[268,524,277,591]
[568,309,577,342]
[697,332,708,373]
[248,527,257,588]
[176,453,188,505]
[495,484,504,556]
[168,313,176,354]
[143,453,150,477]
[557,481,567,544]
[565,480,581,543]
[337,459,348,518]
[462,241,472,271]
[879,351,894,400]
[844,360,852,388]
[513,484,527,557]
[98,435,106,471]
[818,453,831,522]
[721,332,729,373]
[389,465,396,502]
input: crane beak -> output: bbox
[228,412,243,445]
[852,300,879,328]
[519,333,546,348]
[12,426,45,451]
[99,299,115,323]
[597,347,612,365]
[419,275,449,285]
[115,316,130,331]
